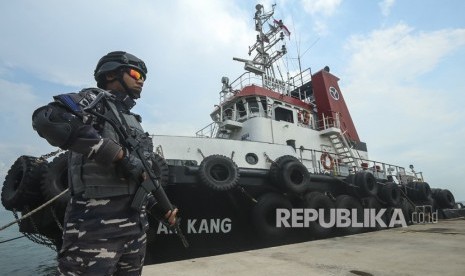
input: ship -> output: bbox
[1,3,463,265]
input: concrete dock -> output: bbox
[142,218,465,276]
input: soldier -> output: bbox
[32,51,177,275]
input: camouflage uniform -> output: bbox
[32,51,172,276]
[57,196,149,275]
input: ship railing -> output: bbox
[288,67,312,89]
[286,67,313,100]
[220,72,262,104]
[299,147,406,180]
[317,112,341,130]
[220,68,313,104]
[196,121,219,138]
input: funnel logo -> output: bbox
[329,86,340,100]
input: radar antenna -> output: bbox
[233,4,290,92]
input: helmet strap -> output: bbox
[117,71,139,99]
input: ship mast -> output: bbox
[233,4,289,92]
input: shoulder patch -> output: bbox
[53,93,83,114]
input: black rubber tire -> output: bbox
[382,206,395,227]
[345,174,355,185]
[433,189,455,209]
[401,198,415,225]
[335,195,364,235]
[280,161,311,194]
[354,171,378,197]
[303,192,335,238]
[1,156,47,211]
[269,155,300,185]
[362,196,383,230]
[252,193,293,239]
[151,153,170,187]
[406,182,432,201]
[379,182,401,207]
[41,152,70,210]
[198,155,239,191]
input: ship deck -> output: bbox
[142,218,465,276]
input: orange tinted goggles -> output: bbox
[126,68,144,81]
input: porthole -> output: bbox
[245,153,258,165]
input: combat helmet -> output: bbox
[94,51,147,86]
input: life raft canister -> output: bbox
[320,152,334,170]
[198,154,239,192]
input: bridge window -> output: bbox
[246,98,260,114]
[236,101,247,118]
[275,106,294,123]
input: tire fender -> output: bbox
[1,155,47,211]
[335,195,364,235]
[355,171,378,197]
[251,193,293,239]
[303,192,335,238]
[379,182,401,206]
[198,155,239,192]
[41,152,70,210]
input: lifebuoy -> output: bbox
[198,155,239,191]
[1,155,47,211]
[320,152,334,170]
[297,111,303,123]
[298,111,311,125]
[303,111,310,125]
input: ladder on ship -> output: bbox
[319,113,361,170]
[328,132,360,169]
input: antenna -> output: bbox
[233,3,289,91]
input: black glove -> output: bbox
[116,152,145,181]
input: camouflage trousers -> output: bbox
[57,195,149,276]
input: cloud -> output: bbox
[0,0,255,136]
[299,0,342,36]
[0,0,252,88]
[345,24,465,83]
[379,0,396,17]
[301,0,342,16]
[342,23,465,199]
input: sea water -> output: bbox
[0,207,56,275]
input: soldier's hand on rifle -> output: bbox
[115,149,145,181]
[165,208,178,226]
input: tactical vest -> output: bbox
[67,89,153,199]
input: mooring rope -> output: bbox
[0,235,26,244]
[0,188,69,232]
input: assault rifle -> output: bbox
[84,90,189,248]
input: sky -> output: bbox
[0,0,464,201]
